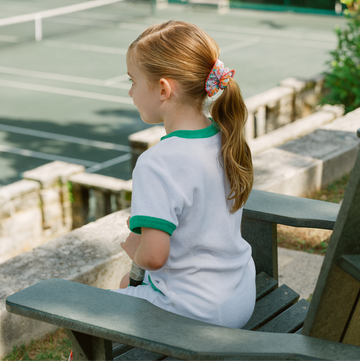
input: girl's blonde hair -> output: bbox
[128,20,253,212]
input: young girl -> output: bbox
[116,20,255,329]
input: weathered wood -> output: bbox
[243,284,299,331]
[302,149,360,342]
[112,343,133,359]
[255,272,278,301]
[338,255,360,283]
[257,299,309,333]
[65,329,113,361]
[244,189,340,230]
[242,217,278,280]
[115,347,165,360]
[342,291,360,346]
[303,263,360,342]
[7,279,360,360]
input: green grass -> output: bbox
[310,173,350,204]
[3,329,71,361]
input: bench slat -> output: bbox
[114,347,165,360]
[7,279,360,360]
[243,284,300,330]
[257,299,310,333]
[255,272,278,301]
[112,343,134,358]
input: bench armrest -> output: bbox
[245,189,340,230]
[242,190,340,280]
[6,279,360,360]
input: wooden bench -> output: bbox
[6,133,360,360]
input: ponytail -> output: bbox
[210,78,253,213]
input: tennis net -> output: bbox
[0,0,156,43]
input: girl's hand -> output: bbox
[121,232,141,261]
[126,216,130,229]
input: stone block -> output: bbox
[69,172,130,193]
[253,107,360,197]
[321,146,360,187]
[249,108,338,155]
[128,125,166,151]
[128,126,166,168]
[253,148,323,197]
[0,180,40,219]
[39,187,61,204]
[42,203,63,225]
[0,209,132,359]
[23,161,84,188]
[0,209,43,263]
[245,86,294,113]
[62,201,72,218]
[280,77,307,92]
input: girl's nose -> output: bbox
[128,88,133,97]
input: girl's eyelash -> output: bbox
[128,77,133,82]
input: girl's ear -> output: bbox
[159,78,173,101]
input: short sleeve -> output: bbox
[129,151,184,236]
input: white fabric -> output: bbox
[114,127,256,328]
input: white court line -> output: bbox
[149,19,337,42]
[118,23,148,31]
[104,74,130,86]
[43,16,114,28]
[211,30,336,50]
[0,79,134,104]
[0,35,18,42]
[0,65,130,89]
[65,11,124,21]
[0,144,97,166]
[202,23,336,42]
[260,37,336,50]
[43,40,127,54]
[221,38,260,54]
[0,0,125,26]
[86,153,131,172]
[0,124,131,152]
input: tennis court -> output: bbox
[0,0,346,186]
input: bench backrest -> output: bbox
[302,143,360,346]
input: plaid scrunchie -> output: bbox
[205,59,235,97]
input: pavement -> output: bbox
[278,247,324,300]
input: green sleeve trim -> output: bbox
[130,215,176,236]
[161,119,219,140]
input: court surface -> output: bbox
[0,0,346,185]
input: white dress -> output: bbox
[114,122,256,328]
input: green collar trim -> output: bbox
[161,120,219,141]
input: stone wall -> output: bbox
[244,75,324,140]
[0,162,132,264]
[0,209,132,359]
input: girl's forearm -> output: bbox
[134,228,170,271]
